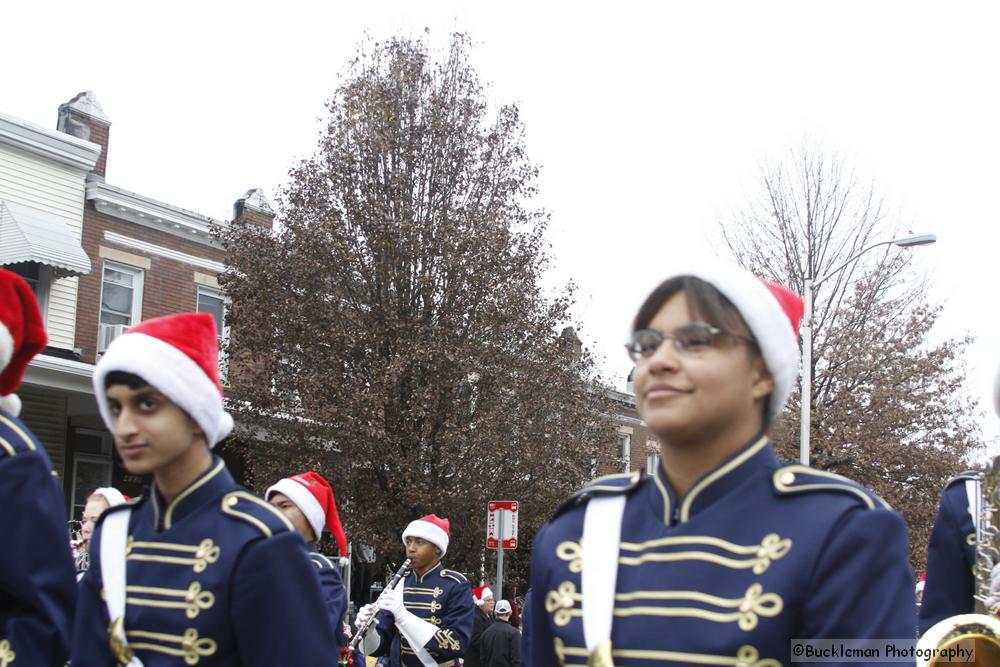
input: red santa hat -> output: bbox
[92,312,234,446]
[0,269,48,417]
[402,514,450,556]
[651,258,804,422]
[266,471,349,563]
[473,585,494,606]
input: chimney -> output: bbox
[233,188,275,230]
[57,91,111,177]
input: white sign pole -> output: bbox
[495,509,504,606]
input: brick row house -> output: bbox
[3,92,272,522]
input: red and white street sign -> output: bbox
[486,500,518,550]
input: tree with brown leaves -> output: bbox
[722,146,981,569]
[218,33,616,583]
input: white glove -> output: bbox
[354,603,376,630]
[353,603,382,654]
[377,587,407,618]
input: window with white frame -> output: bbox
[196,286,227,350]
[99,262,143,351]
[646,451,660,473]
[619,432,632,472]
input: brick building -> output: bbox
[4,92,271,521]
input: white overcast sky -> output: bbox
[5,1,999,452]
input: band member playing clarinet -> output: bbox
[354,514,474,666]
[527,259,915,666]
[0,269,77,666]
[71,313,339,666]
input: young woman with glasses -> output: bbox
[525,260,915,667]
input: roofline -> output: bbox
[87,178,228,248]
[0,111,101,171]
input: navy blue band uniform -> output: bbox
[918,472,978,635]
[0,409,77,667]
[310,551,349,640]
[527,435,916,666]
[371,562,474,666]
[71,457,340,666]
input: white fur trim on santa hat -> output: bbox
[475,586,494,606]
[654,258,801,423]
[402,518,449,556]
[93,332,234,447]
[266,478,325,542]
[91,487,127,507]
[0,321,12,371]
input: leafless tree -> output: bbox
[723,145,981,568]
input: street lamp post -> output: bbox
[798,233,937,465]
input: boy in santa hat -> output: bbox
[464,584,494,667]
[353,514,475,666]
[266,471,348,635]
[72,312,340,666]
[0,268,77,666]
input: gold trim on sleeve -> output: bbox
[433,629,461,652]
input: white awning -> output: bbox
[0,199,91,277]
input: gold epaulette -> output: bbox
[772,465,891,510]
[441,569,467,583]
[220,491,294,537]
[552,469,644,519]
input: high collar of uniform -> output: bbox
[150,458,232,531]
[647,434,778,526]
[411,560,443,583]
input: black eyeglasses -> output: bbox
[625,323,756,363]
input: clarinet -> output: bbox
[349,558,413,651]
